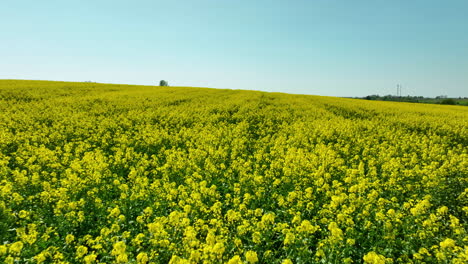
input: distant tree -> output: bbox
[440,98,456,105]
[159,80,168,86]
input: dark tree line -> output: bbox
[360,95,467,105]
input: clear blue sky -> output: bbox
[1,0,467,97]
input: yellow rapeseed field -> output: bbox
[0,80,467,263]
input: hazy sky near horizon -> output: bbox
[1,0,467,97]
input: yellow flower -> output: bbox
[133,233,145,246]
[245,250,258,263]
[297,220,318,233]
[234,238,242,248]
[109,206,121,218]
[5,256,14,264]
[263,250,272,258]
[54,252,64,260]
[0,245,7,256]
[226,209,241,223]
[292,214,301,225]
[189,250,201,262]
[18,210,29,219]
[328,222,343,241]
[84,254,97,264]
[363,251,386,264]
[282,259,293,264]
[12,192,24,203]
[410,199,431,216]
[9,241,23,255]
[436,252,446,261]
[413,253,423,260]
[116,253,128,263]
[122,231,131,239]
[34,253,47,263]
[168,255,190,264]
[76,246,88,258]
[437,206,448,215]
[66,234,75,244]
[212,242,225,256]
[111,241,126,256]
[346,238,355,246]
[261,212,275,225]
[418,247,431,256]
[284,232,295,246]
[137,252,149,264]
[227,255,242,264]
[440,238,456,248]
[252,232,261,244]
